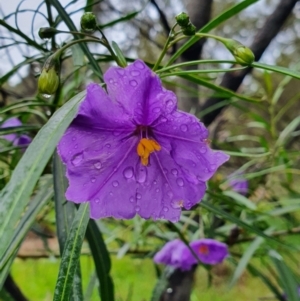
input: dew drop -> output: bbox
[131,70,140,76]
[200,146,207,154]
[161,117,167,122]
[166,99,173,107]
[71,153,83,166]
[153,180,157,185]
[130,80,138,87]
[109,78,114,84]
[155,188,160,193]
[42,94,51,99]
[180,124,188,132]
[163,206,169,212]
[167,191,173,198]
[113,130,121,136]
[105,143,111,148]
[91,177,96,183]
[210,164,217,171]
[74,144,78,149]
[176,178,184,187]
[95,198,100,203]
[136,193,142,200]
[123,167,134,179]
[171,168,178,176]
[160,214,165,219]
[72,137,76,141]
[163,168,168,174]
[112,181,119,187]
[135,61,145,69]
[109,191,113,196]
[136,166,147,183]
[152,107,161,113]
[129,196,135,203]
[94,161,102,169]
[135,205,141,212]
[204,168,209,173]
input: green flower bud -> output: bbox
[38,55,60,95]
[80,12,97,33]
[223,39,255,65]
[38,27,58,40]
[182,23,196,36]
[175,12,190,27]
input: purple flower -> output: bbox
[153,238,229,270]
[0,117,31,147]
[58,60,229,221]
[228,172,248,196]
[283,286,300,300]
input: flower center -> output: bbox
[137,138,161,166]
[198,245,209,255]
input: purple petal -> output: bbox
[153,239,182,266]
[153,111,229,182]
[104,60,177,125]
[17,135,32,146]
[228,172,248,195]
[1,117,22,143]
[189,239,229,265]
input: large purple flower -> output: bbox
[153,238,229,270]
[0,117,31,147]
[58,60,229,221]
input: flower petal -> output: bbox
[104,60,177,125]
[190,239,229,265]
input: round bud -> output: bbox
[175,12,190,27]
[80,12,97,33]
[38,27,58,40]
[223,39,255,65]
[182,23,196,36]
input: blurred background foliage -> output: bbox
[0,0,300,300]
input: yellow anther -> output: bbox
[137,138,161,166]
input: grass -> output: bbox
[9,255,273,301]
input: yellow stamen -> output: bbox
[137,138,161,166]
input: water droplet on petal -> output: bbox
[135,205,140,212]
[163,168,168,174]
[210,164,217,171]
[176,178,184,187]
[135,61,145,69]
[71,153,83,166]
[153,180,157,185]
[130,80,138,87]
[129,196,135,203]
[105,143,111,148]
[113,130,121,136]
[131,70,140,76]
[95,198,100,203]
[160,214,165,219]
[109,191,113,196]
[163,206,169,212]
[117,68,125,75]
[72,137,76,141]
[152,107,161,113]
[91,177,96,183]
[136,193,142,200]
[155,188,160,193]
[166,99,173,107]
[200,146,207,154]
[94,161,102,169]
[74,144,78,149]
[180,124,188,132]
[109,78,114,84]
[167,191,173,198]
[123,167,134,179]
[171,169,178,176]
[204,168,209,173]
[112,181,119,187]
[136,166,147,183]
[161,117,167,122]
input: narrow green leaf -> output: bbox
[112,41,127,67]
[275,116,300,147]
[100,11,140,29]
[48,0,103,79]
[0,176,53,272]
[223,191,257,210]
[151,267,173,301]
[85,220,115,301]
[53,153,83,301]
[252,62,300,80]
[269,250,300,301]
[0,91,85,262]
[167,0,258,65]
[53,203,90,301]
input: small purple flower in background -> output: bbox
[0,117,31,147]
[283,286,300,300]
[58,60,229,221]
[153,238,229,271]
[228,172,248,196]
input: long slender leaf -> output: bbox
[53,153,83,301]
[85,220,115,301]
[53,203,90,301]
[48,0,103,79]
[0,91,85,262]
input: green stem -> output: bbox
[152,23,178,72]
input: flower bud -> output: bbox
[182,23,196,36]
[175,12,190,27]
[38,55,60,95]
[38,27,58,40]
[223,39,255,65]
[80,12,97,33]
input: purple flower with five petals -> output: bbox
[58,60,229,221]
[0,117,31,147]
[153,238,229,270]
